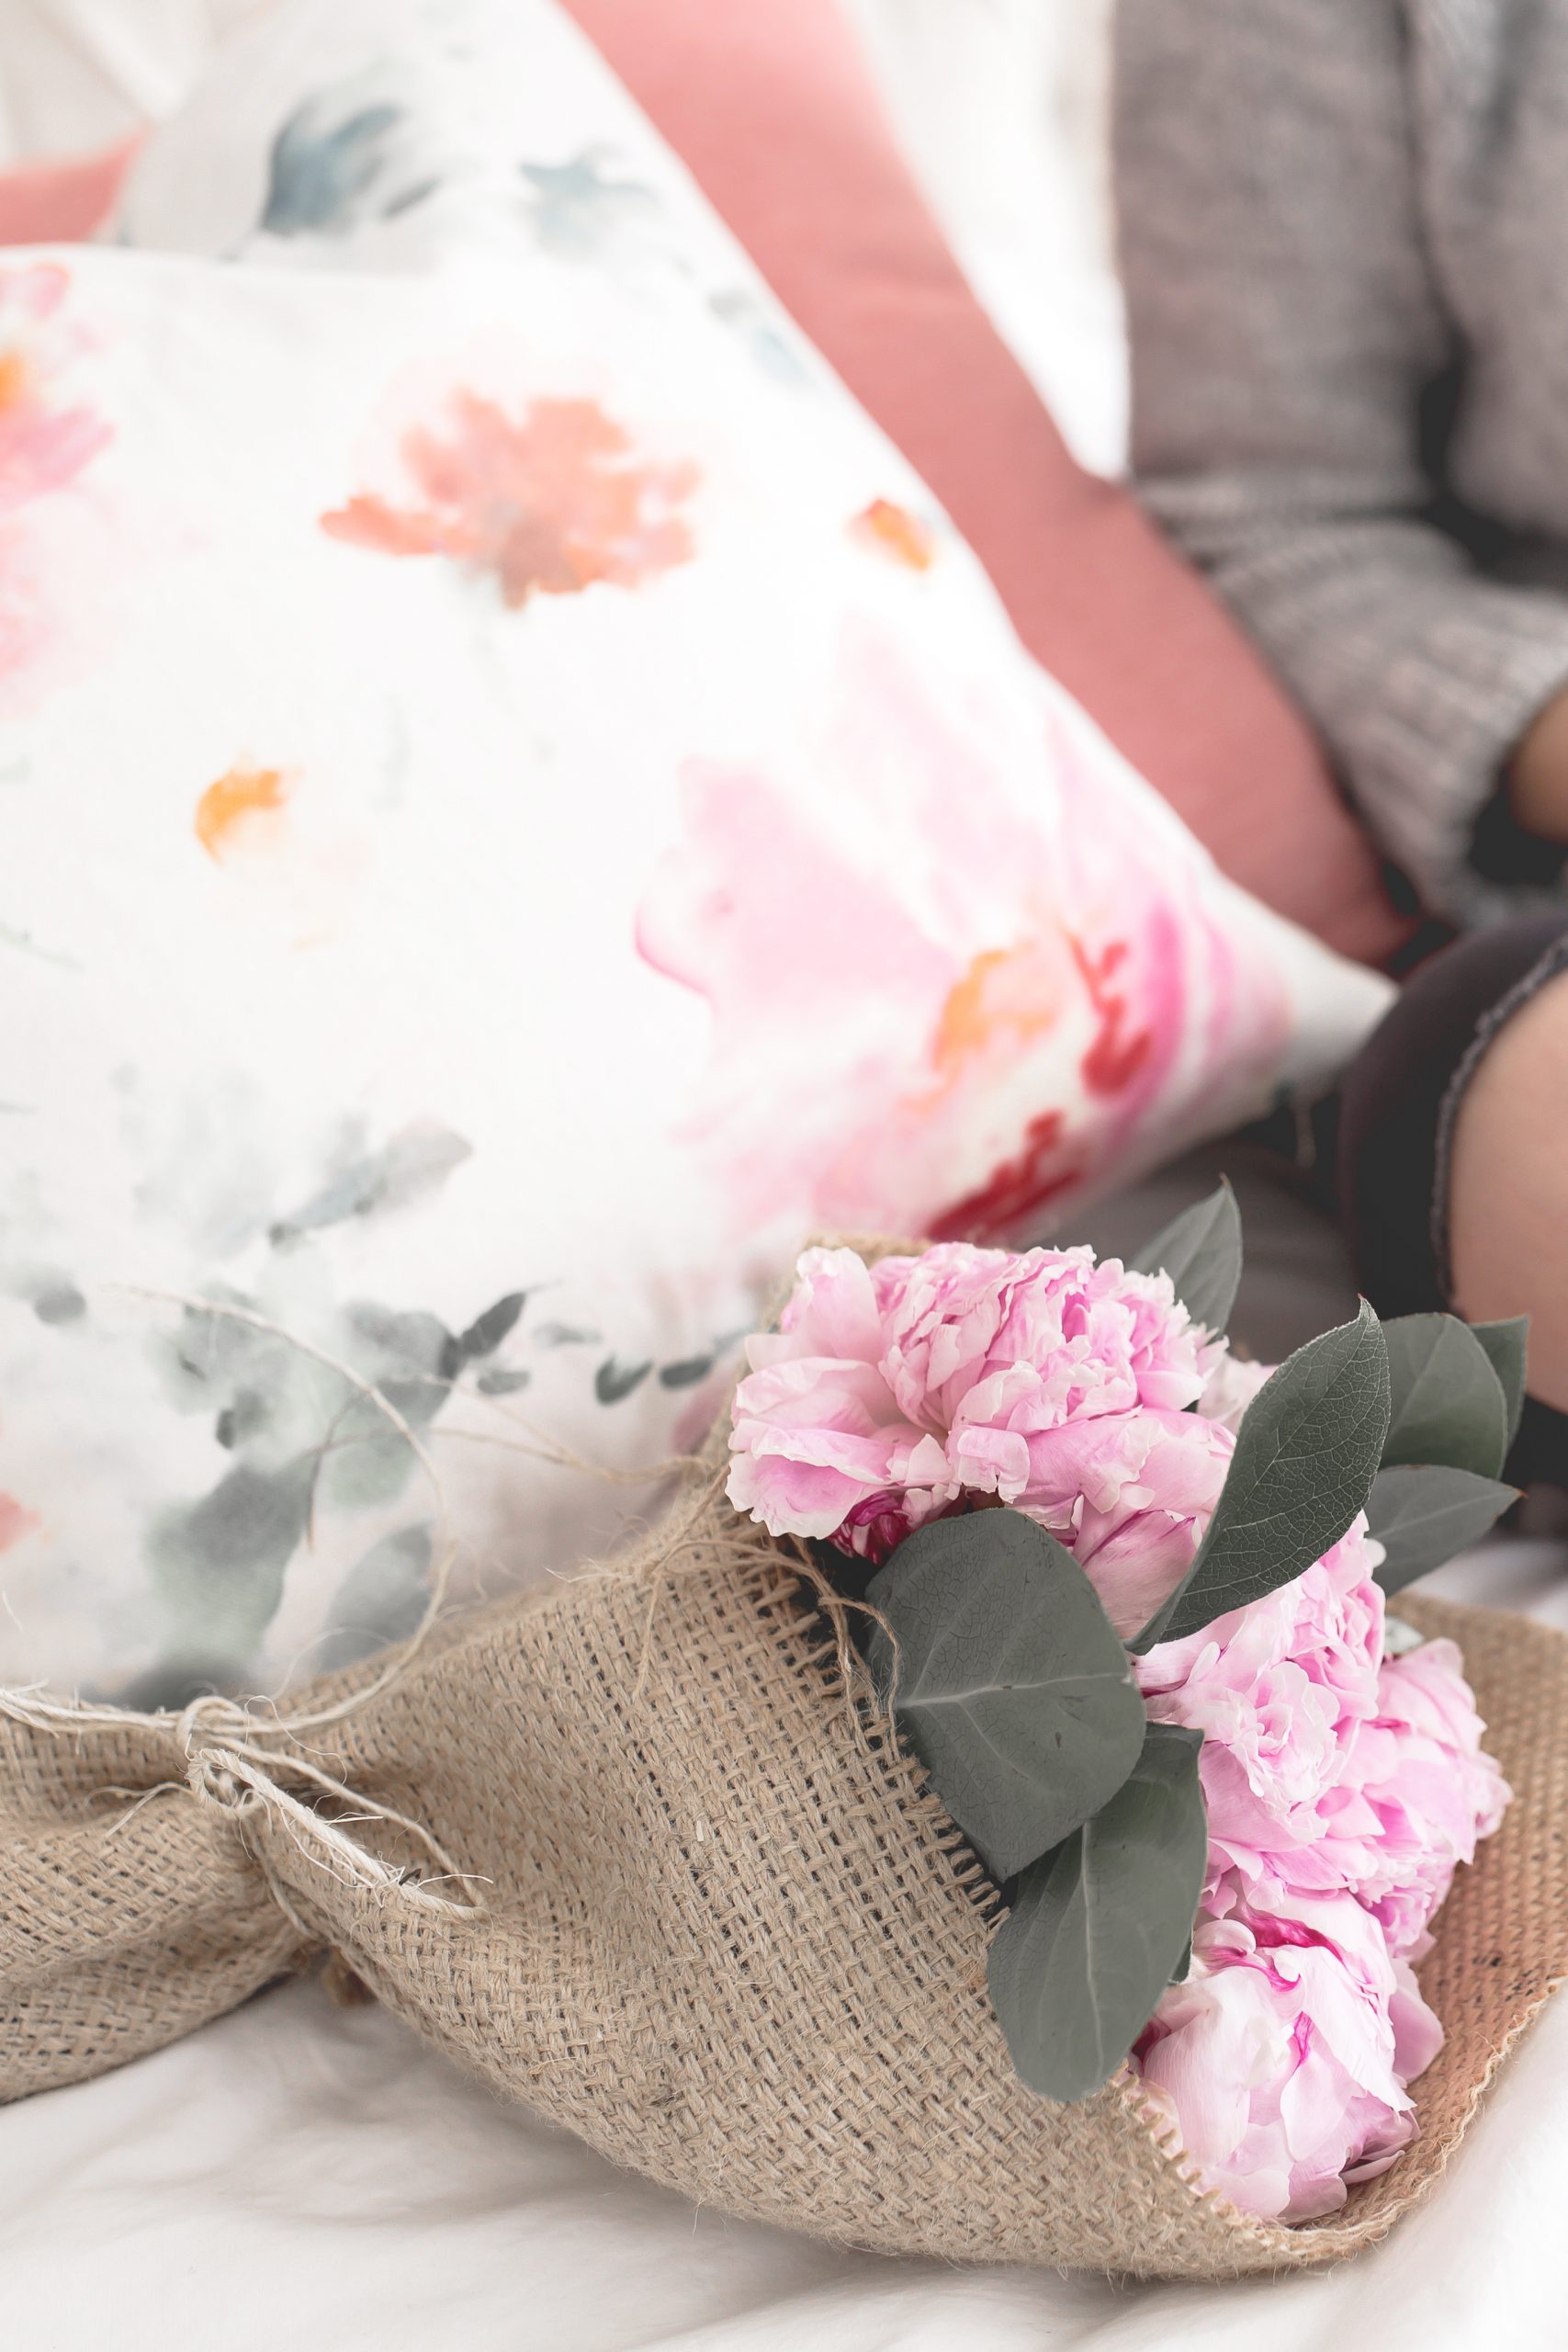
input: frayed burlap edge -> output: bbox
[711,1565,1568,2278]
[1144,1585,1568,2275]
[865,1582,1567,2278]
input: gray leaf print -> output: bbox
[519,147,657,257]
[270,1119,473,1244]
[595,1354,653,1405]
[708,289,810,386]
[261,67,440,238]
[147,1457,316,1659]
[456,1291,529,1363]
[321,1522,433,1670]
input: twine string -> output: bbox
[0,1680,487,1917]
[0,1264,851,1923]
[0,1283,705,1922]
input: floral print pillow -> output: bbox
[0,0,1391,1702]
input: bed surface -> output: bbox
[11,1882,1568,2351]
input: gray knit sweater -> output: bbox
[1113,0,1568,922]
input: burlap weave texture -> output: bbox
[3,1483,1563,2278]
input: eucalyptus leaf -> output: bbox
[1134,1300,1391,1651]
[1382,1314,1509,1479]
[1369,1464,1518,1596]
[987,1724,1207,2102]
[1129,1181,1243,1337]
[1472,1317,1529,1449]
[865,1510,1146,1882]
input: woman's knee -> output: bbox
[1337,913,1568,1325]
[1448,963,1568,1409]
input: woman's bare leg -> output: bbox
[1447,967,1568,1413]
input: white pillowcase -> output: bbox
[0,0,1391,1701]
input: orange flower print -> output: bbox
[194,764,296,862]
[851,498,936,571]
[321,391,698,605]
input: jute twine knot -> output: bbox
[0,1293,520,1928]
[0,1281,720,1940]
[177,1695,269,1824]
[0,1681,487,1926]
[166,1693,487,1919]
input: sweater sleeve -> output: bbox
[1112,0,1568,917]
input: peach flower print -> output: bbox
[321,390,697,605]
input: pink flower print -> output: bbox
[0,264,110,517]
[0,263,115,712]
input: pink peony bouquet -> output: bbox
[727,1202,1516,2224]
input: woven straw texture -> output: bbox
[3,1496,1565,2278]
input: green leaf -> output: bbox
[1369,1464,1518,1596]
[866,1510,1146,1882]
[1382,1314,1509,1479]
[987,1724,1207,2102]
[456,1290,528,1363]
[1472,1317,1529,1449]
[1134,1300,1391,1651]
[1129,1181,1243,1337]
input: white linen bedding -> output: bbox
[10,1873,1568,2352]
[2,6,1562,2345]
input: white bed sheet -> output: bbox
[7,1531,1568,2352]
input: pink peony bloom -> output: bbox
[1057,1408,1235,1640]
[1137,1519,1387,1882]
[1198,1351,1273,1434]
[1135,1910,1438,2223]
[726,1249,946,1544]
[727,1239,1214,1561]
[874,1239,1213,1453]
[1313,1638,1512,1957]
[728,1239,1512,2228]
[1132,1542,1508,2225]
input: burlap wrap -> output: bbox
[4,1466,1567,2276]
